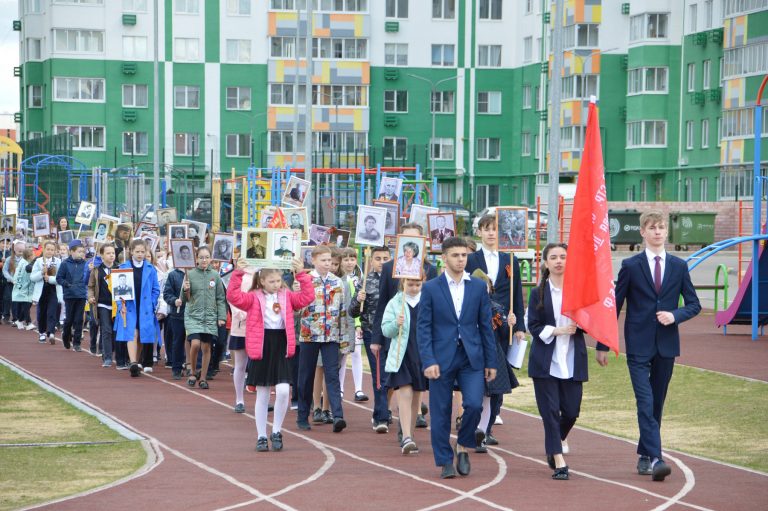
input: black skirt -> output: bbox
[245,329,293,387]
[485,334,519,396]
[229,335,245,351]
[386,304,428,392]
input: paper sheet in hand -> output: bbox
[506,339,528,369]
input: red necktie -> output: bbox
[654,256,662,293]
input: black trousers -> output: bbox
[37,285,59,335]
[532,376,583,455]
[62,299,86,348]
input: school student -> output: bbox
[3,240,26,325]
[55,240,88,351]
[227,257,314,451]
[163,264,188,379]
[596,210,701,482]
[526,243,588,480]
[30,241,63,344]
[87,244,118,368]
[227,264,256,413]
[338,247,366,401]
[12,248,36,330]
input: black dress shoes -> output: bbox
[456,451,471,476]
[637,455,653,475]
[652,460,672,481]
[552,466,569,480]
[440,464,456,479]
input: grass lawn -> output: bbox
[0,365,147,511]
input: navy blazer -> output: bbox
[371,259,438,346]
[526,283,588,381]
[465,249,525,335]
[597,252,701,359]
[416,274,497,372]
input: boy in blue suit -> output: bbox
[417,236,497,479]
[596,210,700,482]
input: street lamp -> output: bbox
[408,73,457,181]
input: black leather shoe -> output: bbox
[440,464,456,479]
[456,451,471,476]
[270,432,283,451]
[415,414,428,428]
[332,417,346,433]
[652,460,671,481]
[547,455,556,470]
[485,433,499,445]
[552,466,569,480]
[637,455,652,475]
[296,420,311,431]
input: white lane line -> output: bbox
[652,452,697,511]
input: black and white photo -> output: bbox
[33,213,50,237]
[75,201,96,225]
[377,177,403,202]
[58,229,74,244]
[373,200,400,236]
[354,205,387,247]
[408,204,438,233]
[212,232,235,261]
[308,224,331,246]
[170,239,196,269]
[284,207,309,241]
[111,269,135,301]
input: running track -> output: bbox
[1,329,765,511]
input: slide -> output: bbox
[715,246,768,328]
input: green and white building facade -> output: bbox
[15,0,768,210]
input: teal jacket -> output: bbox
[12,262,35,302]
[381,291,411,373]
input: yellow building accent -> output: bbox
[0,136,23,157]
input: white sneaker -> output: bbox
[494,416,504,425]
[25,323,37,331]
[143,366,153,373]
[562,440,570,454]
[16,321,24,330]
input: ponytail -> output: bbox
[536,243,568,310]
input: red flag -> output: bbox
[268,207,287,229]
[561,99,619,354]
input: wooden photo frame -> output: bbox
[308,224,331,246]
[373,200,400,236]
[0,214,17,236]
[496,206,529,252]
[332,229,351,248]
[427,212,456,253]
[393,235,427,279]
[167,223,188,242]
[93,219,113,243]
[156,207,178,227]
[170,239,196,269]
[212,232,235,262]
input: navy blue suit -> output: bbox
[417,273,496,467]
[465,250,526,336]
[597,252,700,459]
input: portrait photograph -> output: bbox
[74,201,96,226]
[168,223,188,241]
[32,213,51,237]
[373,200,400,236]
[119,212,132,224]
[0,214,17,235]
[93,219,112,242]
[393,235,427,279]
[377,177,403,202]
[354,205,387,247]
[157,207,178,228]
[332,229,351,248]
[115,223,133,244]
[212,232,235,262]
[497,207,529,252]
[139,232,160,253]
[427,212,456,253]
[15,219,29,240]
[111,268,135,301]
[58,229,74,245]
[183,220,207,245]
[300,246,314,268]
[308,224,331,246]
[170,239,196,269]
[260,206,278,228]
[281,175,311,208]
[243,228,269,263]
[269,230,300,268]
[135,222,158,237]
[408,204,439,233]
[284,207,309,241]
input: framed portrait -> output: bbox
[111,268,135,301]
[119,212,132,224]
[373,200,400,236]
[170,239,196,269]
[300,246,314,269]
[74,201,96,226]
[283,207,309,241]
[259,206,278,228]
[0,214,17,235]
[408,204,439,233]
[497,207,529,252]
[139,232,160,252]
[115,223,133,244]
[354,205,387,247]
[427,212,456,253]
[308,224,331,246]
[167,223,188,242]
[157,207,177,228]
[15,219,29,240]
[212,232,235,262]
[393,235,427,280]
[182,220,207,244]
[332,229,351,248]
[384,235,397,252]
[269,229,301,269]
[281,175,310,208]
[377,177,403,202]
[93,219,113,242]
[135,222,158,237]
[58,229,74,245]
[243,228,269,264]
[32,213,51,237]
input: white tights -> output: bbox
[232,350,247,406]
[255,383,290,439]
[338,349,364,394]
[478,395,492,433]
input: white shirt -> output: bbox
[481,246,499,286]
[263,292,285,329]
[445,271,470,318]
[405,292,421,308]
[645,248,666,288]
[538,282,575,379]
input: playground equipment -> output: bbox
[18,154,91,220]
[714,244,768,333]
[0,135,23,215]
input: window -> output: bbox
[476,184,500,211]
[477,91,501,114]
[479,0,501,19]
[24,0,42,13]
[724,0,768,16]
[477,138,501,160]
[565,23,599,48]
[640,179,647,201]
[123,0,148,12]
[54,125,105,150]
[525,0,533,14]
[309,0,367,12]
[689,4,697,32]
[175,0,199,14]
[431,137,454,160]
[717,116,722,146]
[174,85,200,109]
[385,0,407,18]
[523,37,532,62]
[227,87,252,110]
[53,29,104,53]
[270,83,300,105]
[55,0,103,3]
[522,85,532,109]
[122,132,148,155]
[313,85,365,106]
[384,43,408,66]
[383,137,407,160]
[561,126,586,150]
[723,42,768,79]
[123,36,148,59]
[174,133,200,156]
[535,85,541,110]
[534,134,540,159]
[53,77,105,102]
[226,39,251,63]
[311,37,366,59]
[430,91,454,113]
[227,0,251,15]
[269,131,296,153]
[687,63,696,92]
[626,120,667,148]
[26,38,42,60]
[521,133,531,156]
[431,44,455,66]
[720,56,724,84]
[629,13,669,41]
[701,119,710,148]
[28,131,43,140]
[437,182,455,202]
[226,134,251,157]
[313,131,366,152]
[384,90,408,113]
[27,85,43,108]
[478,45,501,67]
[174,38,200,61]
[686,120,695,150]
[702,60,711,89]
[628,67,669,94]
[722,108,768,138]
[122,84,148,107]
[271,37,304,58]
[684,178,693,201]
[700,178,708,201]
[562,74,599,99]
[705,0,713,28]
[432,0,455,19]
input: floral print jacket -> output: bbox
[299,270,347,345]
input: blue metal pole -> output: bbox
[376,163,382,199]
[752,104,763,340]
[432,176,438,208]
[161,179,167,208]
[415,163,421,206]
[359,166,365,206]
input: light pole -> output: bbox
[408,73,457,181]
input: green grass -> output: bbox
[0,365,146,510]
